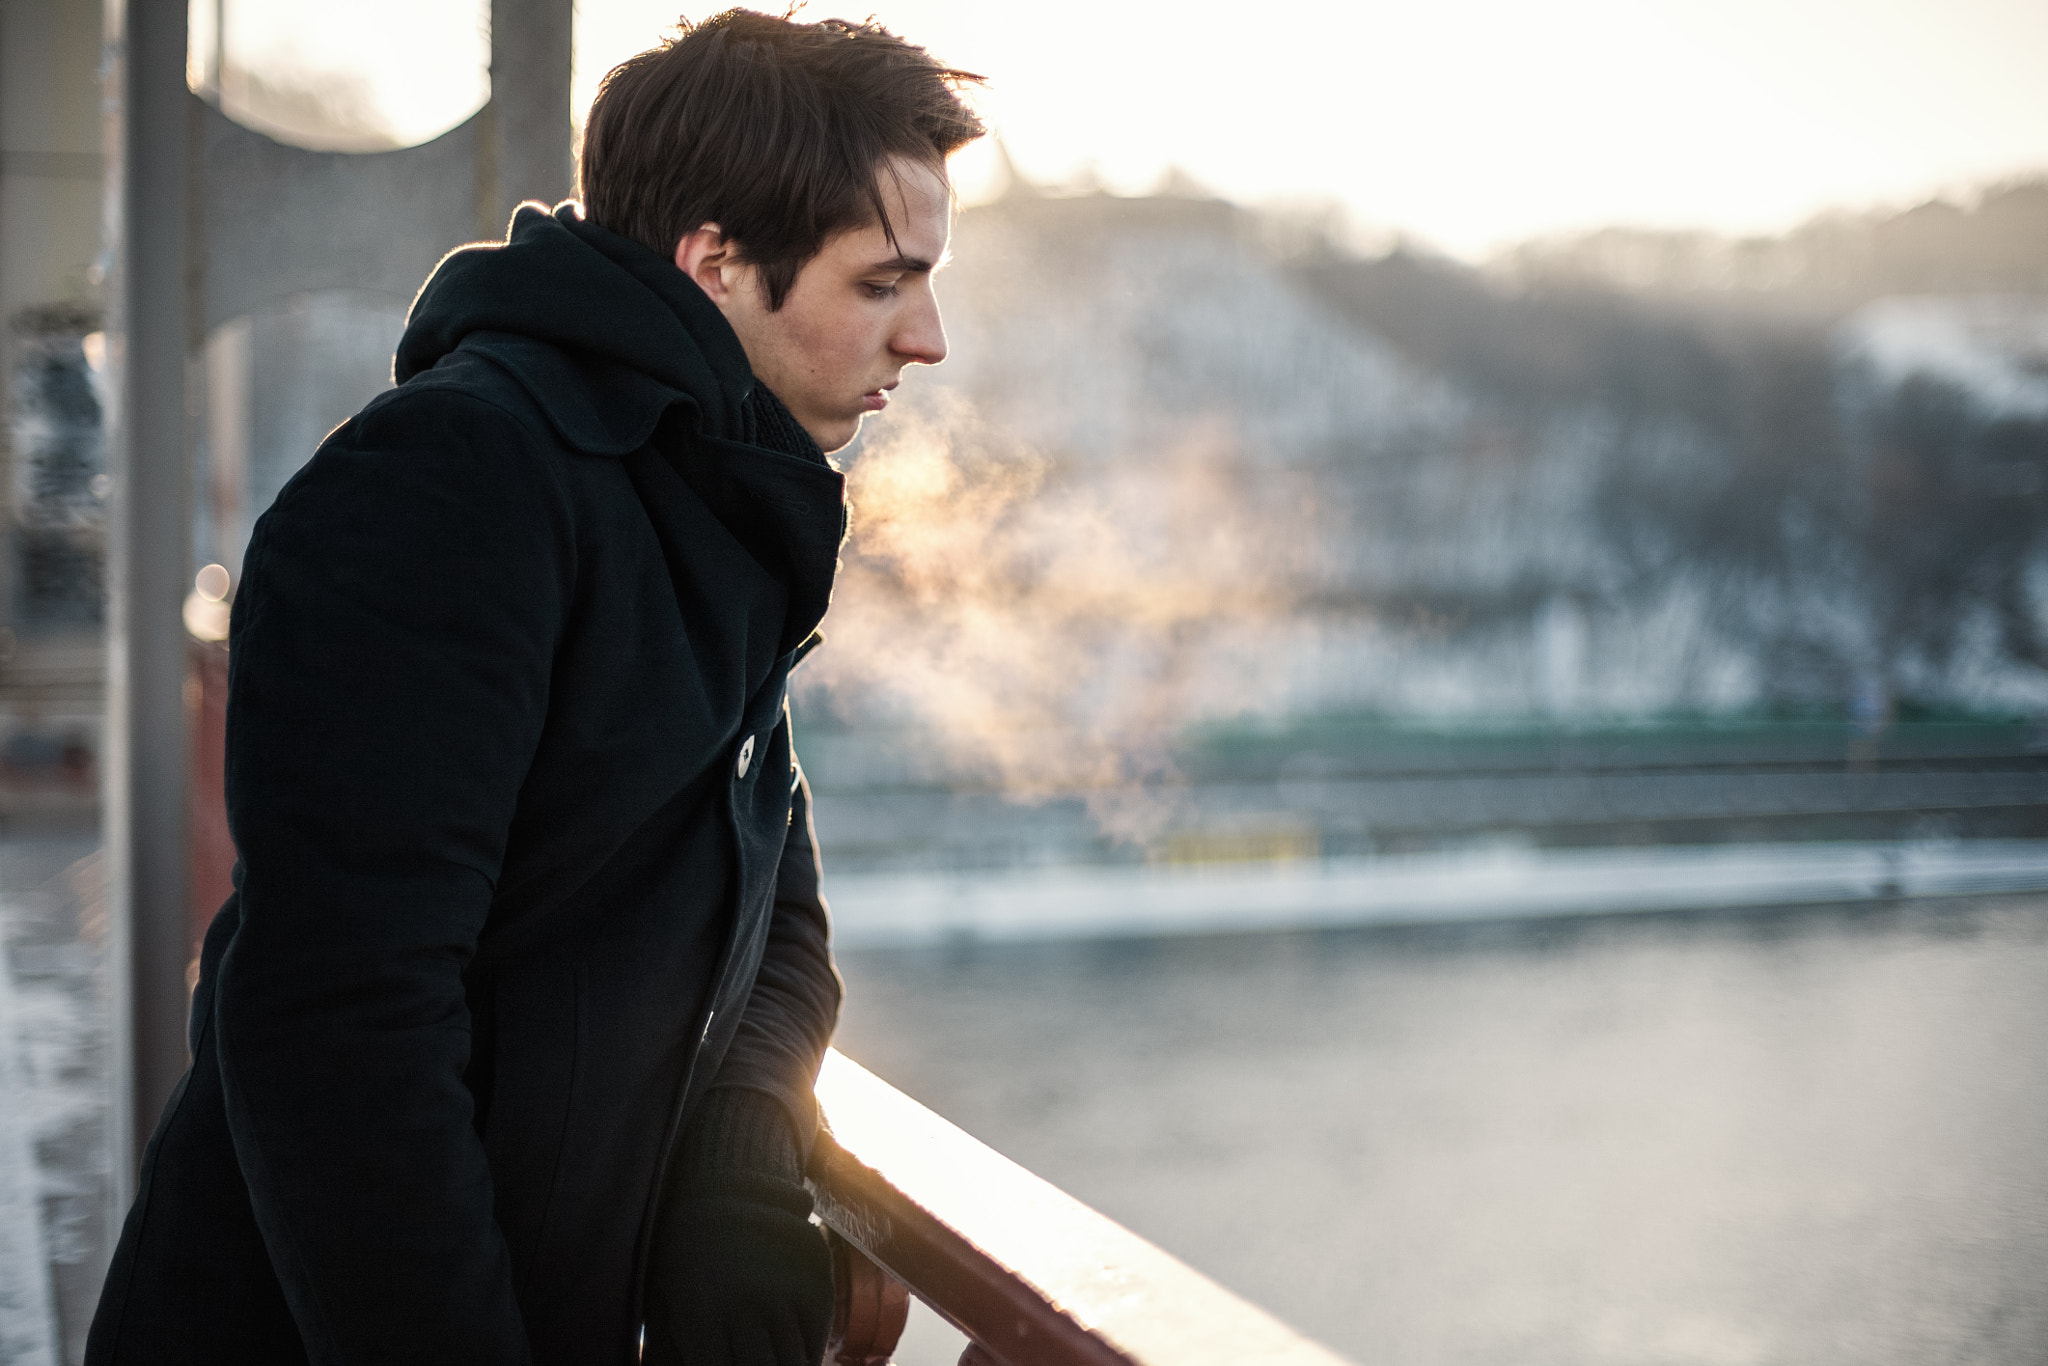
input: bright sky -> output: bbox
[204,0,2048,259]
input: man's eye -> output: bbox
[863,282,900,299]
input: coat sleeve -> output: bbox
[212,389,572,1366]
[707,754,843,1158]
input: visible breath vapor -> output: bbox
[799,395,1303,839]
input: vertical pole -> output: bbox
[105,0,193,1185]
[485,0,574,234]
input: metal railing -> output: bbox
[809,1050,1352,1366]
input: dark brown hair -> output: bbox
[580,9,985,309]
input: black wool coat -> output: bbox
[86,205,849,1366]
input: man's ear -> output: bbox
[674,224,738,303]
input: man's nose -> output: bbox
[893,292,948,367]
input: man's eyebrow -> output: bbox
[869,253,937,273]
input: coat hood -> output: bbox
[397,203,757,454]
[394,202,846,660]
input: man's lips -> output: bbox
[861,382,898,413]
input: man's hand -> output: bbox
[644,1092,834,1366]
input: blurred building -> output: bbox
[0,0,106,831]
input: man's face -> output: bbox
[689,156,953,454]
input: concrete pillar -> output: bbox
[104,0,194,1183]
[484,0,575,235]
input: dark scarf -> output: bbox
[738,384,827,466]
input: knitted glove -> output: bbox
[643,1088,833,1366]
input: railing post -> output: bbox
[825,1227,911,1366]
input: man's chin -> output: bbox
[814,414,864,455]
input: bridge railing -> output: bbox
[807,1049,1354,1366]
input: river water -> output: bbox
[6,840,2044,1363]
[834,894,2048,1366]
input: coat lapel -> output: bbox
[619,446,789,725]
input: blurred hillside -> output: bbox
[802,175,2048,757]
[1502,179,2048,306]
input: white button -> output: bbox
[736,735,755,777]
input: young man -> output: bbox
[86,12,982,1365]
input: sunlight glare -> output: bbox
[213,0,2048,254]
[189,0,488,150]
